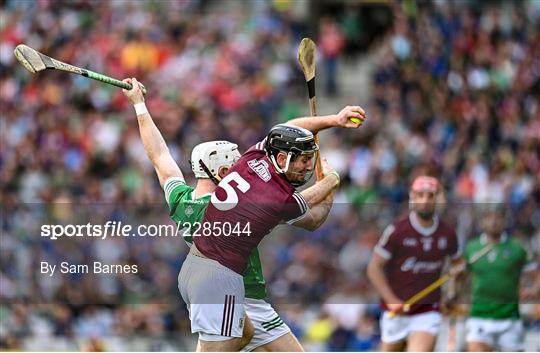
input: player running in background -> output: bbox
[367,176,461,351]
[462,207,540,352]
[179,102,365,350]
[122,77,357,351]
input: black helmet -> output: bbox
[264,124,319,186]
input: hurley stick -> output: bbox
[298,38,324,181]
[14,44,146,94]
[389,243,495,318]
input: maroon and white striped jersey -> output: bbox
[374,212,459,314]
[194,140,308,274]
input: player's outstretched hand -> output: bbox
[335,105,367,128]
[122,77,145,105]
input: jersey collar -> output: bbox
[480,232,508,245]
[409,211,439,236]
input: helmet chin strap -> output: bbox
[199,160,221,185]
[269,152,313,186]
[270,153,292,174]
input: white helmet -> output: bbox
[190,141,241,181]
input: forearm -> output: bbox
[367,262,400,304]
[446,276,459,302]
[136,111,183,186]
[287,115,338,134]
[308,199,333,229]
[300,173,339,207]
[123,78,183,186]
[447,258,466,300]
[136,113,171,163]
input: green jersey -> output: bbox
[164,178,267,299]
[465,233,530,319]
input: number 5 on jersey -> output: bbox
[211,172,251,211]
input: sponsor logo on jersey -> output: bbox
[488,250,497,263]
[403,238,418,247]
[438,237,447,250]
[401,257,443,273]
[420,237,434,251]
[248,159,271,182]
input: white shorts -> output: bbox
[178,252,245,341]
[241,298,291,352]
[466,317,525,351]
[380,311,442,344]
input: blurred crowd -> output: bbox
[1,0,539,351]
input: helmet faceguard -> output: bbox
[190,141,241,183]
[264,124,319,186]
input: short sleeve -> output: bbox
[284,191,308,225]
[374,224,397,260]
[246,138,267,153]
[163,177,191,211]
[522,245,537,273]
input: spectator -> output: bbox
[319,16,346,96]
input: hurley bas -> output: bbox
[41,261,138,277]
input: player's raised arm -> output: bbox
[122,77,184,187]
[287,105,367,134]
[300,158,339,207]
[290,196,333,231]
[294,160,339,230]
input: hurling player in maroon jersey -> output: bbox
[178,106,366,351]
[367,176,461,351]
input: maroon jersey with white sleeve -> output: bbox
[194,140,308,274]
[374,212,459,314]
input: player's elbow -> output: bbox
[304,221,320,232]
[293,218,320,231]
[305,214,326,231]
[306,205,332,231]
[293,206,330,231]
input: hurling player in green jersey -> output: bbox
[123,77,342,351]
[123,78,253,351]
[462,207,539,352]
